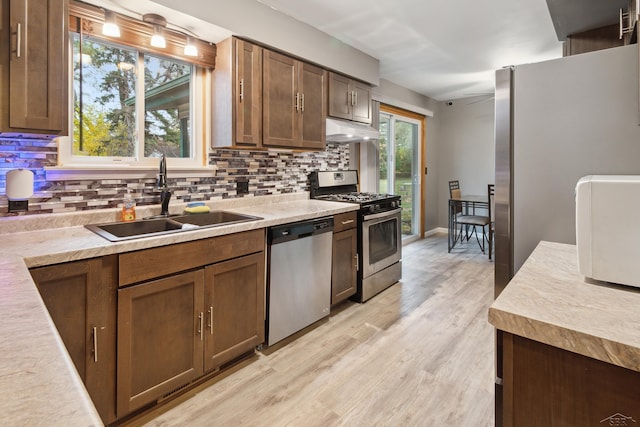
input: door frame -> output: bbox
[379,104,426,239]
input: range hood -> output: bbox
[325,118,380,143]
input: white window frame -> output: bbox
[56,34,210,172]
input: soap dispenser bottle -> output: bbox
[121,190,136,222]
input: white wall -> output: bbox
[435,96,496,228]
[513,44,640,270]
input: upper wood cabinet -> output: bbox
[212,37,263,148]
[30,256,118,425]
[0,0,68,135]
[263,49,327,150]
[328,72,372,124]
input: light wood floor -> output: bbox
[132,233,496,426]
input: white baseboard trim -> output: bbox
[424,227,447,238]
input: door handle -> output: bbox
[14,23,21,58]
[354,253,359,271]
[239,78,244,101]
[198,312,203,341]
[301,93,305,112]
[208,306,213,335]
[295,92,300,111]
[92,326,98,363]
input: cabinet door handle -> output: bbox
[341,219,354,225]
[351,90,356,106]
[92,326,98,363]
[295,92,300,112]
[198,312,204,341]
[208,306,213,335]
[14,23,21,58]
[239,78,244,101]
[354,253,359,271]
[301,93,305,112]
[354,91,358,106]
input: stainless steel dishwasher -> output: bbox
[266,216,334,347]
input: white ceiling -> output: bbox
[92,0,622,102]
[255,0,565,101]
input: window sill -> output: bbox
[45,165,215,181]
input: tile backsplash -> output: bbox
[0,136,349,217]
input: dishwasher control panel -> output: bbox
[268,217,334,245]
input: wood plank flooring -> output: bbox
[130,233,496,426]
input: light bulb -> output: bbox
[151,25,166,48]
[184,37,198,57]
[102,10,120,37]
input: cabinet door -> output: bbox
[331,228,358,304]
[117,270,204,417]
[263,50,298,148]
[6,0,67,133]
[204,252,265,372]
[328,72,353,120]
[299,62,327,150]
[351,81,372,124]
[235,39,262,146]
[30,256,117,424]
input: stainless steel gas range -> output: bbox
[309,170,402,302]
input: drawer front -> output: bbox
[119,229,265,286]
[333,211,357,233]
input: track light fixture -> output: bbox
[102,9,121,37]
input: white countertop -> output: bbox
[0,193,358,425]
[489,241,640,373]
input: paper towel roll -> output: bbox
[6,169,34,200]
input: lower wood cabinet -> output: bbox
[501,332,640,426]
[331,212,358,304]
[31,229,266,423]
[204,252,265,372]
[30,256,118,425]
[117,270,205,417]
[116,230,266,418]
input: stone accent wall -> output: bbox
[0,135,349,216]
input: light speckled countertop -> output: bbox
[0,193,358,425]
[489,241,640,373]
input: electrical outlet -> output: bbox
[237,179,249,195]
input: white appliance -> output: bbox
[575,175,640,288]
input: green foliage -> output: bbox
[73,35,191,159]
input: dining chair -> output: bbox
[448,180,464,241]
[488,184,495,260]
[453,188,491,255]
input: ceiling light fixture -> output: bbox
[143,14,167,48]
[102,10,121,38]
[184,37,198,57]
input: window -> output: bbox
[60,2,216,170]
[65,33,206,168]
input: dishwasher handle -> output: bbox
[269,216,334,245]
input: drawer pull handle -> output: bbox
[341,219,355,225]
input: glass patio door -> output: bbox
[379,110,422,239]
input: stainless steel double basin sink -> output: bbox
[86,211,262,242]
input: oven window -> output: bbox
[369,218,399,264]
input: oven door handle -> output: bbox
[363,207,402,221]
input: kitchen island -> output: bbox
[0,193,358,426]
[489,241,640,426]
